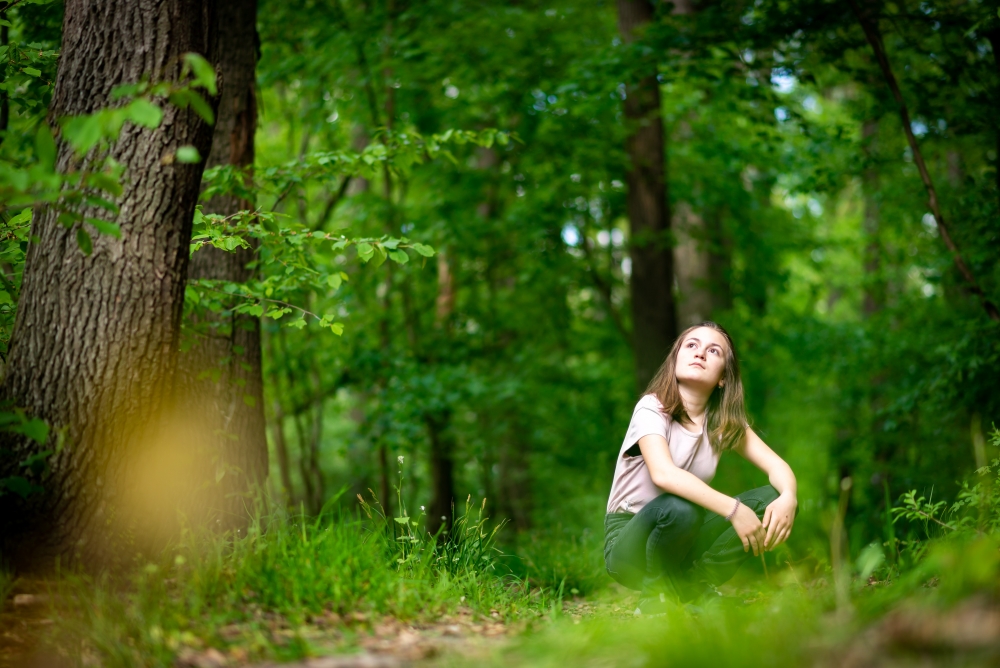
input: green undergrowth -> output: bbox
[44,497,556,668]
[448,533,1000,668]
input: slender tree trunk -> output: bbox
[0,7,9,147]
[673,201,713,326]
[0,0,217,570]
[861,119,883,316]
[175,0,266,531]
[426,409,455,535]
[425,249,456,535]
[847,0,999,321]
[987,30,1000,212]
[264,328,295,502]
[617,0,678,394]
[706,208,733,312]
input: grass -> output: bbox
[8,436,1000,667]
[38,496,559,668]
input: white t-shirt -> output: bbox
[606,394,721,514]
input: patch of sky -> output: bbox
[921,213,938,236]
[775,107,789,122]
[561,224,580,247]
[771,70,796,93]
[911,119,928,136]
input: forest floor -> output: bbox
[5,576,1000,668]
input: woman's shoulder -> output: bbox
[634,394,667,416]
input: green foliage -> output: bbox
[52,499,548,668]
[889,426,1000,561]
[0,401,53,499]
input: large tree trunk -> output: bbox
[175,0,267,531]
[0,0,217,571]
[617,0,679,394]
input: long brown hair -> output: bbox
[644,321,748,453]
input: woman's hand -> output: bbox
[730,502,766,556]
[762,493,797,551]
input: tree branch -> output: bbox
[580,231,630,342]
[846,0,1000,321]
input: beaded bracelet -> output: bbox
[725,498,741,522]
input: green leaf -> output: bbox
[411,242,435,257]
[85,196,119,213]
[356,242,375,263]
[18,419,50,445]
[111,83,142,100]
[176,146,202,163]
[35,124,56,170]
[330,323,344,336]
[126,98,164,129]
[327,273,343,290]
[8,209,32,226]
[186,91,215,125]
[288,318,307,329]
[87,171,124,197]
[0,476,40,499]
[388,249,409,264]
[23,67,41,77]
[76,227,93,256]
[371,245,387,268]
[183,53,218,95]
[21,450,52,476]
[61,115,103,155]
[86,218,121,239]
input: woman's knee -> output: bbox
[648,494,702,532]
[741,485,780,513]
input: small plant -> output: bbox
[356,456,508,578]
[891,424,1000,557]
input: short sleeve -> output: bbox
[625,396,668,452]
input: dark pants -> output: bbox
[604,485,779,600]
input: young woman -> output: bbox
[604,322,797,615]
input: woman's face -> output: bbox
[674,326,729,390]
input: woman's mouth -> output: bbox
[690,362,705,369]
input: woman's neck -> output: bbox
[678,383,710,429]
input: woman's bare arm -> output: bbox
[638,433,767,554]
[736,427,798,549]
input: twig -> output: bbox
[846,0,1000,322]
[906,508,958,532]
[312,176,352,231]
[193,283,323,321]
[579,230,630,342]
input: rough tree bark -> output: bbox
[617,0,679,394]
[0,0,217,570]
[175,0,267,530]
